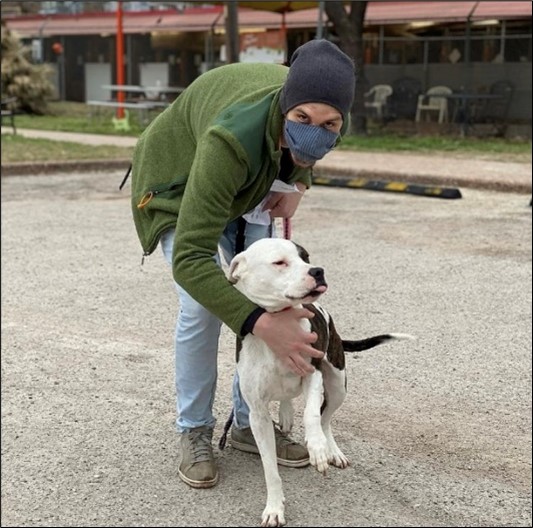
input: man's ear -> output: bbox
[228,254,246,284]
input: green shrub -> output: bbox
[1,20,54,115]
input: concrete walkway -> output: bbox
[2,127,531,193]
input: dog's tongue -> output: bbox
[315,285,327,293]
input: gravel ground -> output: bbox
[1,171,531,527]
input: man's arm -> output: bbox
[252,307,324,377]
[262,181,306,219]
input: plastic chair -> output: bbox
[364,84,393,120]
[415,86,452,124]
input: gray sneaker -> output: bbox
[178,426,218,488]
[230,424,310,468]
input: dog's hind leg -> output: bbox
[320,360,349,468]
[302,370,329,474]
[278,400,294,434]
[249,406,286,527]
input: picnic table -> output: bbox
[87,84,186,127]
[101,84,185,103]
[102,84,185,107]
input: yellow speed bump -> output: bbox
[311,175,462,199]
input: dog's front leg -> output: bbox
[249,405,286,527]
[302,370,329,474]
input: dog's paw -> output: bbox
[308,444,329,474]
[261,506,286,527]
[328,448,350,469]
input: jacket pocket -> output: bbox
[137,177,187,209]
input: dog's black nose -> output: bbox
[308,267,325,281]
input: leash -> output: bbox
[218,217,247,451]
[218,408,234,450]
[218,216,292,451]
[283,217,292,241]
[119,163,132,190]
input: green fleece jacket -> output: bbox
[131,62,321,336]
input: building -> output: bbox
[2,1,531,121]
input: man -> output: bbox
[130,39,355,488]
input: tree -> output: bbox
[325,1,368,135]
[1,20,54,115]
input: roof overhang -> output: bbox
[3,1,531,39]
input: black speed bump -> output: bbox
[311,175,462,199]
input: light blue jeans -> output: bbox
[160,218,274,433]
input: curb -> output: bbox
[1,159,130,176]
[2,159,461,200]
[1,159,530,195]
[311,175,462,199]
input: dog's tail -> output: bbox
[342,333,415,352]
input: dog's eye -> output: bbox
[273,260,288,267]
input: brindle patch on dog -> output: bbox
[305,303,345,371]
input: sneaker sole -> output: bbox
[178,468,219,489]
[230,439,310,468]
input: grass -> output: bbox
[2,101,138,163]
[13,100,146,136]
[339,132,532,162]
[1,133,134,163]
[2,101,531,164]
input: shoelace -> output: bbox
[187,429,213,463]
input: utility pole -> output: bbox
[116,1,125,118]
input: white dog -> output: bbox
[228,238,412,527]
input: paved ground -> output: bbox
[1,170,531,527]
[2,127,531,194]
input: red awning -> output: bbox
[285,1,532,27]
[471,1,532,21]
[3,7,283,38]
[3,2,531,38]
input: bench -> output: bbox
[86,100,168,126]
[1,97,18,134]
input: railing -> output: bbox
[364,34,532,66]
[362,33,532,121]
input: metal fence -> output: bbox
[364,34,531,66]
[362,33,532,122]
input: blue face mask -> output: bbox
[284,119,339,164]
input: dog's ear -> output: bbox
[292,241,310,263]
[228,253,247,284]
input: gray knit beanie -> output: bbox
[280,39,355,120]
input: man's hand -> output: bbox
[262,182,306,219]
[252,308,324,377]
